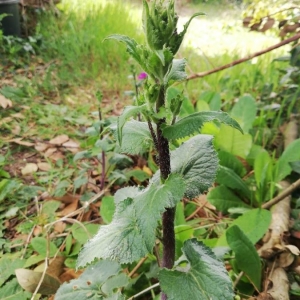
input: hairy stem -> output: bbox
[156,87,174,300]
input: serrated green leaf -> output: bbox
[226,225,261,290]
[159,239,234,300]
[170,134,218,198]
[215,124,252,158]
[230,95,257,133]
[55,260,128,300]
[164,58,187,86]
[216,166,251,199]
[275,138,300,181]
[217,208,271,247]
[162,111,243,141]
[117,105,146,146]
[0,278,31,300]
[105,34,142,67]
[207,185,250,213]
[119,121,153,154]
[77,174,185,267]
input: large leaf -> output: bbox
[117,105,146,145]
[164,58,187,86]
[55,260,128,300]
[218,150,246,177]
[159,239,234,300]
[119,120,153,154]
[0,278,31,300]
[215,124,252,158]
[162,111,242,141]
[230,95,257,133]
[15,269,60,295]
[77,174,185,267]
[216,166,251,199]
[171,134,218,198]
[0,258,25,286]
[226,225,261,290]
[207,185,250,213]
[217,208,271,246]
[275,138,300,181]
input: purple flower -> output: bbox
[137,72,148,80]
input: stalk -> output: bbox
[155,88,174,300]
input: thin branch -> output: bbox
[262,178,300,209]
[128,256,148,278]
[186,32,300,81]
[128,283,160,300]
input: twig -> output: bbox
[128,256,148,278]
[128,282,160,300]
[30,232,50,300]
[262,178,300,209]
[186,32,300,81]
[21,225,36,259]
[233,271,244,289]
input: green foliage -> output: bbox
[55,260,129,299]
[159,239,234,300]
[226,225,261,290]
[77,174,186,266]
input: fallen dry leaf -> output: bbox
[21,163,38,175]
[38,162,52,171]
[62,139,79,148]
[49,151,65,161]
[49,135,69,145]
[0,94,12,108]
[9,138,35,147]
[54,221,66,234]
[11,113,25,119]
[35,143,49,152]
[11,125,21,135]
[0,117,13,125]
[58,199,79,217]
[44,148,57,157]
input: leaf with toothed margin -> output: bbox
[159,239,234,300]
[77,174,186,267]
[117,105,146,146]
[164,58,187,86]
[55,260,128,299]
[162,111,243,140]
[152,134,218,199]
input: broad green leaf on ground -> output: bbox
[164,58,187,86]
[207,185,250,213]
[159,239,234,300]
[162,111,242,141]
[198,91,221,111]
[15,269,60,295]
[254,150,273,188]
[275,138,300,181]
[170,134,218,198]
[226,225,261,290]
[215,124,252,158]
[290,161,300,174]
[0,278,31,300]
[77,174,185,267]
[0,258,25,286]
[55,260,128,300]
[71,224,100,245]
[101,196,115,224]
[230,95,257,133]
[216,166,251,199]
[217,208,271,247]
[119,121,153,154]
[218,150,246,177]
[117,105,146,145]
[30,237,59,258]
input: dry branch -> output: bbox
[186,32,300,81]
